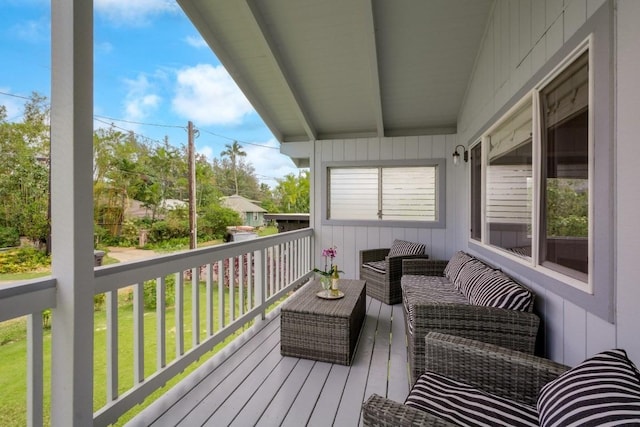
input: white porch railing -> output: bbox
[0,228,314,426]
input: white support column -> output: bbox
[50,0,95,425]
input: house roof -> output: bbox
[221,195,267,214]
[177,0,492,143]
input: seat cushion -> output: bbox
[443,251,474,283]
[537,349,640,427]
[388,239,426,257]
[401,276,468,336]
[467,269,533,312]
[405,371,539,427]
[362,260,386,274]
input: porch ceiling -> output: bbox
[178,0,493,143]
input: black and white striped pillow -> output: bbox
[537,349,640,427]
[388,239,426,257]
[467,269,533,312]
[455,258,490,295]
[443,251,473,283]
[405,371,539,427]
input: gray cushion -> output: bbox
[406,371,539,427]
[401,276,468,336]
[537,349,640,427]
[362,260,386,274]
[388,239,426,257]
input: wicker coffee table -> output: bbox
[280,279,366,365]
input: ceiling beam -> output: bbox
[242,0,318,142]
[361,0,385,138]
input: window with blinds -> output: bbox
[469,45,591,283]
[327,165,439,222]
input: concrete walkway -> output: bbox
[106,246,159,263]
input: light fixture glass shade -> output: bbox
[453,152,460,166]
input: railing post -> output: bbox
[50,0,95,424]
[254,249,266,322]
[27,314,43,427]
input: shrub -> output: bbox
[143,274,176,310]
[0,227,19,248]
[0,248,50,274]
[199,205,242,239]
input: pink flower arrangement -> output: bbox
[314,246,339,277]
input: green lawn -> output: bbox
[0,283,251,426]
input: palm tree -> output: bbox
[220,140,246,195]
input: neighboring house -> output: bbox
[220,195,266,227]
[124,199,188,220]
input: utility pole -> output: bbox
[188,121,197,249]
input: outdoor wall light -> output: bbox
[452,145,468,166]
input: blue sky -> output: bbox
[0,0,299,187]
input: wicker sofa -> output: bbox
[359,240,429,305]
[401,251,540,384]
[362,333,640,426]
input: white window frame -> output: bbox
[321,159,446,228]
[471,39,593,293]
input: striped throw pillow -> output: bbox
[405,371,539,427]
[388,239,426,257]
[455,258,490,295]
[467,269,533,312]
[443,251,473,283]
[537,349,640,427]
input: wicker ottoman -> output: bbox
[280,279,366,365]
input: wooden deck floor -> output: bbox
[126,296,409,427]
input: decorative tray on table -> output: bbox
[316,290,345,300]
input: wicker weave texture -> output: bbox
[359,249,429,305]
[401,259,449,276]
[404,300,540,385]
[280,279,366,365]
[362,394,456,427]
[424,332,569,406]
[362,333,569,426]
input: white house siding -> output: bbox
[615,0,640,366]
[312,135,465,281]
[456,0,640,366]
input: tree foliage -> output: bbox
[273,170,310,213]
[0,94,310,249]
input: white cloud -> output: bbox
[95,0,179,25]
[11,18,49,43]
[242,139,300,187]
[198,145,214,160]
[197,138,299,187]
[96,41,114,55]
[123,74,161,122]
[185,35,208,49]
[172,64,254,126]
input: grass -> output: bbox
[0,282,253,426]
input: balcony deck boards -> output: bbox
[127,296,409,426]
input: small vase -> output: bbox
[319,275,332,296]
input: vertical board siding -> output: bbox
[457,0,625,366]
[615,0,640,363]
[314,134,459,279]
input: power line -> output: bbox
[199,129,278,150]
[94,114,186,130]
[0,90,32,100]
[2,91,280,151]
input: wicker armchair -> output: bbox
[362,333,569,427]
[359,248,429,305]
[402,257,540,384]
